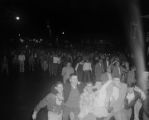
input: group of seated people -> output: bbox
[32,68,147,120]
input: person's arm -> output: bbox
[32,93,56,120]
[72,68,74,74]
[134,86,146,101]
[75,63,79,72]
[90,63,92,71]
[61,68,65,76]
[34,93,55,113]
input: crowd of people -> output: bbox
[32,70,147,120]
[0,46,129,76]
[0,46,148,120]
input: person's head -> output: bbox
[125,62,129,70]
[69,74,79,88]
[50,81,63,94]
[54,82,63,93]
[115,61,120,66]
[85,82,93,93]
[95,56,99,61]
[66,62,71,67]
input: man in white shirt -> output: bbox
[53,55,61,76]
[83,61,92,72]
[75,59,84,82]
[82,59,92,83]
[63,74,81,120]
[53,56,61,64]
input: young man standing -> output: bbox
[63,74,82,120]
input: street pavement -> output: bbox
[1,68,61,120]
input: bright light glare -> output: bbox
[20,38,24,43]
[16,16,20,20]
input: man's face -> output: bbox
[67,63,71,67]
[55,84,63,93]
[70,76,78,88]
[86,83,93,92]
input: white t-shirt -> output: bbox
[110,86,119,101]
[53,57,61,64]
[18,54,25,62]
[83,62,92,71]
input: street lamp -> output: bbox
[15,16,20,21]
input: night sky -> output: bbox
[0,0,149,47]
